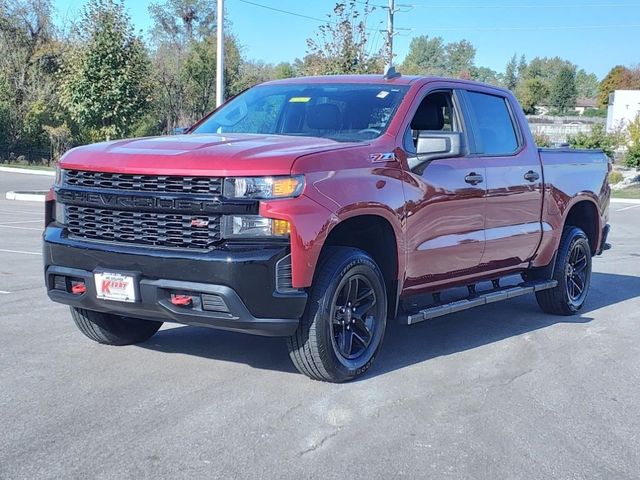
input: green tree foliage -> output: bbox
[303,1,384,75]
[60,0,152,141]
[0,0,62,153]
[400,35,476,78]
[568,123,623,158]
[445,40,475,78]
[148,0,242,132]
[516,78,549,114]
[470,66,501,86]
[549,65,578,114]
[401,35,447,75]
[504,54,518,90]
[273,62,296,79]
[597,65,640,107]
[575,69,599,99]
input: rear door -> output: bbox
[461,89,544,270]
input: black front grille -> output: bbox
[65,170,223,195]
[65,206,221,250]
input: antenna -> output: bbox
[384,65,401,80]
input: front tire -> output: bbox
[536,227,592,315]
[70,307,163,345]
[287,247,387,383]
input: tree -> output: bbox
[597,65,640,107]
[517,54,528,79]
[60,0,152,141]
[504,54,518,90]
[576,69,599,99]
[549,65,577,114]
[303,1,384,75]
[148,0,242,132]
[471,66,501,86]
[0,0,62,150]
[516,78,549,114]
[273,62,296,79]
[445,39,475,78]
[401,35,447,75]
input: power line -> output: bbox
[235,0,329,23]
[409,23,640,31]
[406,2,640,8]
[235,0,380,32]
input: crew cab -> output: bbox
[44,73,611,382]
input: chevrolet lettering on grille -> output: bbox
[57,189,222,213]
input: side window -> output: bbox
[465,91,519,155]
[404,91,459,152]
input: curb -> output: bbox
[5,191,47,202]
[0,166,55,177]
[611,198,640,204]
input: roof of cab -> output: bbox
[261,74,423,86]
[260,74,512,95]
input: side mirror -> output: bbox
[171,127,189,135]
[416,131,464,158]
[409,131,465,172]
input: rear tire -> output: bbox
[536,227,592,315]
[70,307,163,345]
[287,247,387,383]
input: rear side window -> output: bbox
[465,91,519,155]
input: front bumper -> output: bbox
[43,227,307,336]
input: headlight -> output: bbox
[54,202,66,225]
[221,215,290,239]
[223,176,304,199]
[54,165,63,186]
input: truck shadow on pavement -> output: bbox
[137,272,640,379]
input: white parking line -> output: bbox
[0,220,42,225]
[0,225,41,231]
[617,205,640,212]
[0,248,41,256]
[0,212,42,218]
[0,290,10,294]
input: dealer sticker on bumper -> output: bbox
[94,272,137,303]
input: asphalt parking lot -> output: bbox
[1,170,639,479]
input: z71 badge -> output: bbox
[369,152,396,163]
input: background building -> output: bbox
[607,90,640,132]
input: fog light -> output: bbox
[271,219,291,236]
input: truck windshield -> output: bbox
[193,83,409,142]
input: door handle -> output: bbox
[464,172,484,185]
[524,170,540,182]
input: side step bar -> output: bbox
[405,280,558,325]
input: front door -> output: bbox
[401,89,487,295]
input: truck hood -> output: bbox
[59,133,362,176]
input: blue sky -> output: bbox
[53,0,640,78]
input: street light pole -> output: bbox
[216,0,225,107]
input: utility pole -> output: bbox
[386,0,395,70]
[216,0,225,107]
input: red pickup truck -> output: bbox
[44,74,611,382]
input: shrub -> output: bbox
[582,108,607,118]
[533,132,551,147]
[608,170,624,184]
[624,142,640,168]
[568,123,624,158]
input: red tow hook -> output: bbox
[171,294,193,307]
[71,282,86,295]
